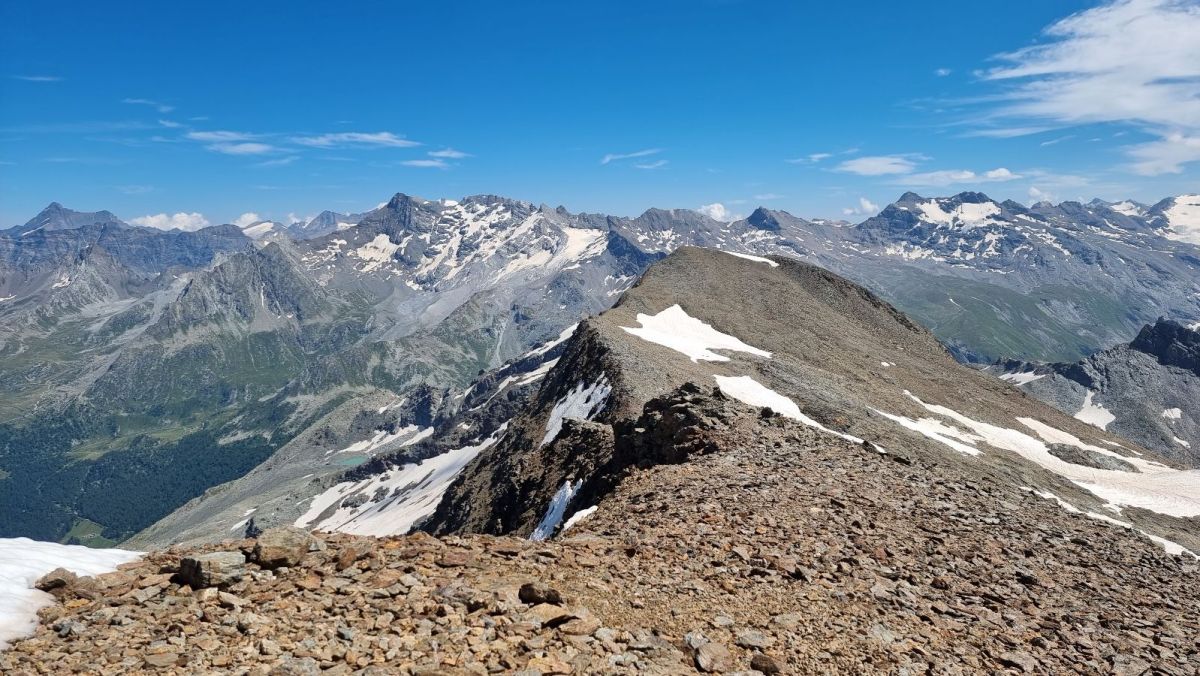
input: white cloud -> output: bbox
[753,193,785,200]
[786,152,832,164]
[233,212,263,227]
[208,142,276,155]
[13,75,62,82]
[1029,186,1056,203]
[290,132,419,148]
[401,159,448,168]
[186,130,257,142]
[1129,131,1200,175]
[891,167,1022,187]
[964,126,1057,138]
[255,156,299,167]
[428,148,470,158]
[842,197,880,216]
[122,97,173,113]
[600,148,662,165]
[935,68,952,77]
[157,119,182,128]
[983,0,1200,174]
[634,159,668,169]
[129,212,210,231]
[697,203,741,222]
[835,155,920,175]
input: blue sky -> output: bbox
[2,0,1198,228]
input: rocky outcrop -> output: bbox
[992,319,1200,466]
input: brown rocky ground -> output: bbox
[4,388,1198,675]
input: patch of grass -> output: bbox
[60,518,119,548]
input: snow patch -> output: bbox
[354,234,402,272]
[714,375,863,444]
[542,377,611,447]
[530,480,582,541]
[0,539,141,649]
[524,324,578,359]
[724,251,779,267]
[1074,390,1115,430]
[621,305,771,362]
[562,506,598,532]
[1162,408,1182,421]
[1000,371,1045,385]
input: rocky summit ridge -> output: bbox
[5,248,1200,674]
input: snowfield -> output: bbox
[888,390,1200,518]
[621,305,771,362]
[0,539,141,649]
[298,427,507,536]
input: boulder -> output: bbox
[34,567,77,592]
[251,527,316,569]
[178,551,247,588]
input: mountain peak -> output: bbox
[746,207,782,232]
[1130,318,1200,376]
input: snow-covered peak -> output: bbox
[239,220,285,240]
[1109,201,1146,218]
[1158,194,1200,245]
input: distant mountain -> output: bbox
[776,191,1200,362]
[988,319,1200,467]
[5,189,1200,548]
[5,202,125,235]
[1148,194,1200,244]
[291,210,371,239]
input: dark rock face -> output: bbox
[1130,319,1200,376]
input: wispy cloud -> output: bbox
[634,159,668,169]
[935,68,952,77]
[1040,134,1075,146]
[208,142,277,155]
[116,184,154,195]
[401,159,449,169]
[963,126,1057,139]
[835,155,922,176]
[428,148,471,159]
[185,130,258,142]
[753,193,785,200]
[129,212,210,231]
[255,156,299,167]
[890,167,1022,187]
[980,0,1200,174]
[12,75,62,82]
[122,97,174,113]
[600,148,662,165]
[786,152,833,164]
[157,119,183,128]
[291,132,419,148]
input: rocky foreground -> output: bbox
[4,388,1200,675]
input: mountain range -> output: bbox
[2,190,1199,549]
[6,246,1200,674]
